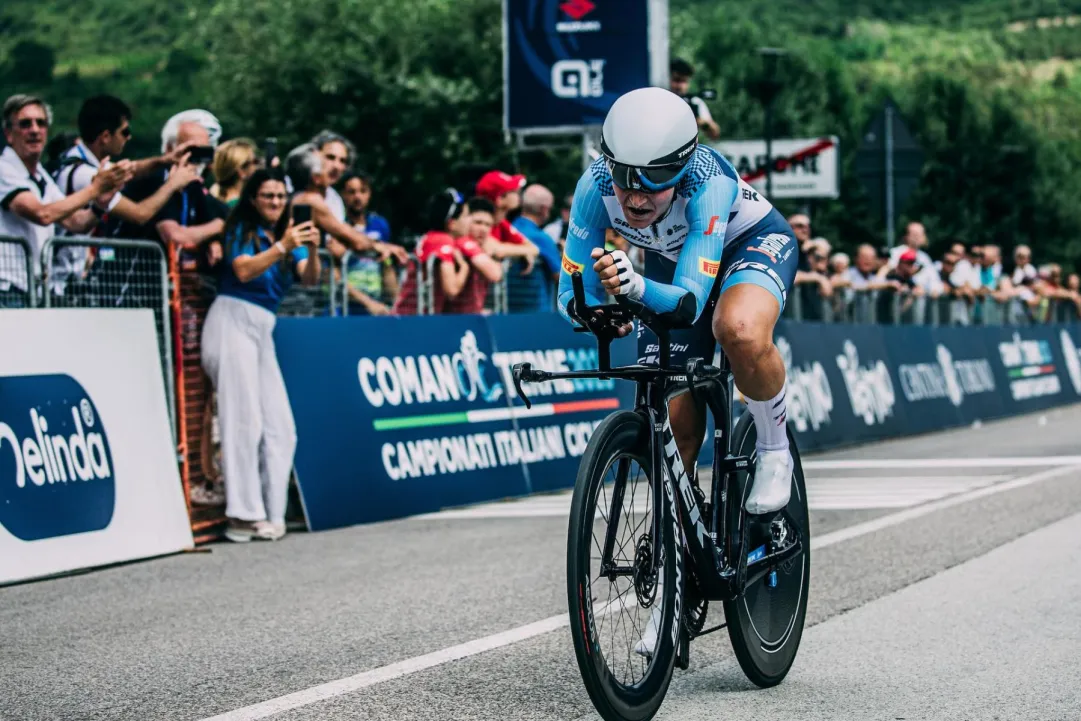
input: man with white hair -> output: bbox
[509,183,561,312]
[115,112,227,252]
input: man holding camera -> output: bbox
[669,58,720,140]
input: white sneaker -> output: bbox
[633,605,663,658]
[254,521,286,541]
[224,522,256,543]
[746,449,793,515]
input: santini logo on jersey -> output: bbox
[561,254,584,275]
[698,258,720,277]
[704,215,722,236]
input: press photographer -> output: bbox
[669,57,720,140]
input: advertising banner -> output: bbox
[276,313,635,530]
[503,0,653,131]
[0,310,193,585]
[1058,324,1081,402]
[713,137,841,199]
[278,313,1081,533]
[778,321,906,450]
[985,326,1070,415]
[881,325,1003,433]
[487,312,631,493]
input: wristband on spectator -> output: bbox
[274,241,287,257]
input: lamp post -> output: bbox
[757,47,786,199]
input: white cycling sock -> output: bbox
[745,381,789,453]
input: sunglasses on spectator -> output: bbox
[17,118,49,130]
[790,222,809,229]
[257,192,287,201]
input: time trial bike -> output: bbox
[511,272,810,721]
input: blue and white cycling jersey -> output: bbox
[557,145,796,327]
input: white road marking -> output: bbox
[197,463,1081,721]
[803,456,1081,470]
[422,474,1014,519]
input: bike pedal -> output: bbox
[716,455,752,474]
[676,635,690,670]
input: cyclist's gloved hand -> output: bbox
[592,247,645,301]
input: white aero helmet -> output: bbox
[600,87,699,191]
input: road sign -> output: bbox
[856,99,925,247]
[712,136,840,199]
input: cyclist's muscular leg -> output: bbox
[713,283,792,514]
[714,283,785,399]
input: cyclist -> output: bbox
[559,86,798,517]
[559,87,798,655]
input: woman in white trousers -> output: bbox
[201,167,320,542]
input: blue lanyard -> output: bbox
[180,190,189,227]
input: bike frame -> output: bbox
[512,278,804,606]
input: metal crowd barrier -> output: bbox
[278,248,337,317]
[333,246,550,317]
[0,235,36,308]
[338,249,400,316]
[41,236,175,440]
[786,282,1081,326]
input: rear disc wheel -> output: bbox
[723,412,810,687]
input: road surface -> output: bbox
[2,405,1080,721]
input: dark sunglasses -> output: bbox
[607,158,690,193]
[17,118,49,130]
[117,126,132,138]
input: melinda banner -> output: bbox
[0,310,193,585]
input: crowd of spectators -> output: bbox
[788,214,1081,324]
[6,88,1081,541]
[0,92,569,317]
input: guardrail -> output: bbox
[278,248,337,317]
[0,235,36,308]
[785,284,1081,326]
[41,237,176,440]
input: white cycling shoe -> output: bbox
[633,605,663,658]
[746,448,793,515]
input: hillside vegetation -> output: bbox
[2,0,1081,263]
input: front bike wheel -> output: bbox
[567,411,683,721]
[723,411,811,688]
